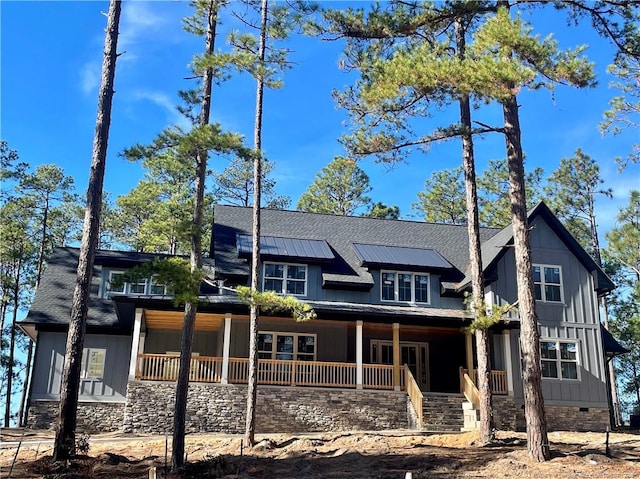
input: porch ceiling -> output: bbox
[143,310,224,331]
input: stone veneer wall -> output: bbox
[27,400,124,433]
[492,396,609,432]
[123,381,409,434]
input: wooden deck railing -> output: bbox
[465,368,508,395]
[136,354,397,390]
[404,365,424,427]
[459,367,481,410]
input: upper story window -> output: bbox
[105,270,169,298]
[533,264,563,303]
[263,262,307,296]
[81,348,106,379]
[540,340,579,380]
[381,271,429,304]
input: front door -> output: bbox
[371,340,430,391]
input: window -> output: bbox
[540,340,579,380]
[107,271,125,295]
[149,276,168,295]
[381,271,430,303]
[263,263,307,296]
[257,332,316,361]
[533,264,563,303]
[104,271,170,297]
[81,348,106,379]
[129,277,147,295]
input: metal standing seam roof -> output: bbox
[352,243,454,269]
[236,234,335,260]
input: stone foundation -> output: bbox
[491,396,609,432]
[123,381,409,434]
[27,400,124,433]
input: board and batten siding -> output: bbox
[229,318,348,363]
[31,332,131,402]
[144,329,217,357]
[491,216,608,407]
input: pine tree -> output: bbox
[297,157,373,215]
[53,0,121,460]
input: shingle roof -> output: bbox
[20,247,125,331]
[212,205,500,287]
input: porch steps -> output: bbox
[421,392,465,432]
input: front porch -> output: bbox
[127,307,511,430]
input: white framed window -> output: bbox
[263,262,307,296]
[149,276,168,295]
[107,271,125,295]
[533,264,563,303]
[104,271,170,298]
[540,340,579,380]
[380,271,429,303]
[128,277,147,295]
[81,348,106,379]
[257,332,316,361]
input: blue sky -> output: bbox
[2,0,639,236]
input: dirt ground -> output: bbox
[2,428,640,478]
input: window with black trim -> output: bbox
[263,263,307,296]
[380,271,429,303]
[533,264,563,302]
[540,340,579,380]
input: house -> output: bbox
[20,202,619,434]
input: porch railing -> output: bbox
[459,368,508,398]
[136,354,398,390]
[404,365,423,427]
[459,367,480,411]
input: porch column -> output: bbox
[393,323,400,391]
[128,308,144,380]
[503,330,514,394]
[356,320,363,389]
[465,331,474,375]
[220,313,232,384]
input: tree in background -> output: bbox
[544,149,619,423]
[414,167,466,224]
[53,0,121,460]
[364,202,400,219]
[297,157,372,215]
[0,198,37,427]
[601,56,639,170]
[211,156,290,209]
[14,164,79,426]
[606,191,640,417]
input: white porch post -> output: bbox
[356,320,363,389]
[393,323,400,391]
[220,313,232,384]
[128,308,144,380]
[503,329,514,395]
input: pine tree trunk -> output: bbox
[502,93,550,461]
[171,0,217,469]
[18,340,34,427]
[53,0,120,461]
[245,0,268,448]
[456,17,493,445]
[4,254,21,427]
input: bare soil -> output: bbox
[2,429,639,478]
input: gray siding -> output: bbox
[144,329,217,356]
[229,319,348,362]
[31,332,131,402]
[494,216,607,407]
